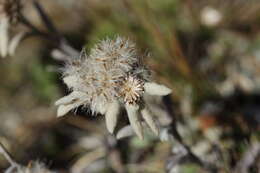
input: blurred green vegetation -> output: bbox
[30,59,59,103]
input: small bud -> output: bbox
[201,6,222,27]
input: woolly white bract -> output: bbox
[55,36,172,139]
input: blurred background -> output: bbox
[0,0,259,172]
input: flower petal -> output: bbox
[57,104,75,117]
[105,101,120,134]
[140,107,159,135]
[144,82,172,96]
[116,125,134,139]
[51,49,70,61]
[125,104,143,139]
[57,97,87,117]
[96,103,108,115]
[55,91,86,106]
[0,18,9,57]
[63,75,78,88]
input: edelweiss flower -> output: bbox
[55,36,172,139]
[0,0,24,58]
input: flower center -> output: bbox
[119,75,144,105]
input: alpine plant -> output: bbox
[55,36,172,139]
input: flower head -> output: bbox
[55,36,172,139]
